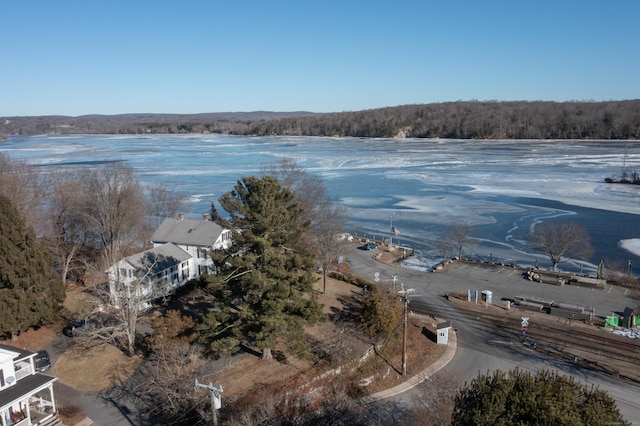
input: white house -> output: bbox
[0,345,58,426]
[151,215,232,277]
[106,215,232,308]
[106,243,193,308]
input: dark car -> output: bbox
[63,320,86,337]
[361,242,378,250]
[62,318,99,337]
[34,350,51,372]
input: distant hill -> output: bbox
[0,111,317,137]
[2,100,640,139]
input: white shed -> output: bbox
[437,320,452,345]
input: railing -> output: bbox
[14,364,33,380]
[12,417,30,426]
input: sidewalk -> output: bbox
[358,315,458,404]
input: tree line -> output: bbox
[2,100,639,139]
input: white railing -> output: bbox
[15,365,33,380]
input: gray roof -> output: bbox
[437,320,452,330]
[125,243,191,275]
[151,218,225,247]
[0,372,56,410]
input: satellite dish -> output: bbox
[6,376,15,384]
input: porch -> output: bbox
[2,393,57,426]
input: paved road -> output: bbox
[343,244,640,424]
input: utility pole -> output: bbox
[195,379,223,426]
[398,285,414,375]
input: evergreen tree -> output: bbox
[452,369,629,426]
[200,176,323,359]
[208,201,221,222]
[0,195,65,338]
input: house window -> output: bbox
[0,368,4,387]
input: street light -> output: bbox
[398,284,415,375]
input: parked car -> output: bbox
[34,350,51,372]
[62,320,86,337]
[62,318,99,337]
[361,242,378,250]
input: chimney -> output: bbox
[178,213,184,221]
[203,214,209,221]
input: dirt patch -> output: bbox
[53,344,141,392]
[349,315,446,395]
[0,324,60,352]
[313,272,360,313]
[57,405,87,426]
[62,284,102,317]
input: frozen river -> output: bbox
[2,134,639,274]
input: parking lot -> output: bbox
[344,244,637,321]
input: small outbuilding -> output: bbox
[623,307,640,328]
[481,290,493,304]
[437,320,452,345]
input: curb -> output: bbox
[358,316,457,404]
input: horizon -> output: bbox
[4,98,640,120]
[2,1,639,117]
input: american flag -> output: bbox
[392,226,400,236]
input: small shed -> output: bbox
[481,290,493,304]
[623,307,640,328]
[437,320,452,345]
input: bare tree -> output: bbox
[48,178,95,287]
[108,338,211,425]
[434,234,454,260]
[0,152,51,231]
[77,251,178,356]
[531,221,593,271]
[445,224,475,259]
[78,162,147,266]
[44,163,148,288]
[261,158,328,226]
[148,183,186,227]
[312,201,348,294]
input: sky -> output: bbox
[2,1,639,116]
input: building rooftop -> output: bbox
[151,217,224,247]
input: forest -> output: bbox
[2,99,640,139]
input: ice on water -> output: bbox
[1,135,639,273]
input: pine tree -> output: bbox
[0,195,65,338]
[452,369,630,425]
[200,176,323,359]
[209,202,221,222]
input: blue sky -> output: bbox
[2,1,639,116]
